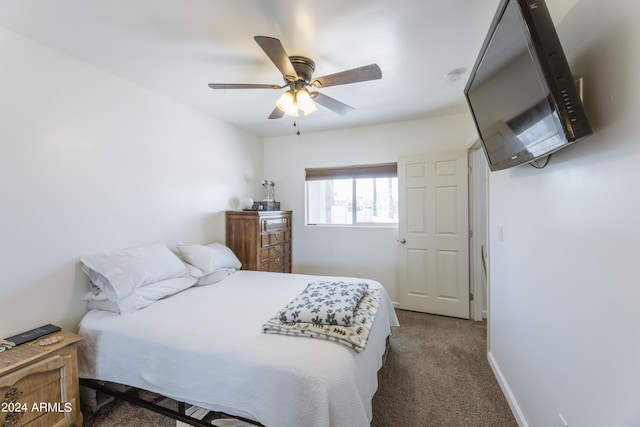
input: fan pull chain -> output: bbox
[293,119,301,135]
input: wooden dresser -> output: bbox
[0,330,83,427]
[226,210,292,273]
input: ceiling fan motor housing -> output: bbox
[288,56,315,83]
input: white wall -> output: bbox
[0,28,263,338]
[264,116,477,302]
[487,0,640,426]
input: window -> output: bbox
[305,163,398,226]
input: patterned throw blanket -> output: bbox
[263,283,381,352]
[277,281,369,326]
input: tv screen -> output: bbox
[464,0,592,171]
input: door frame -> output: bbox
[468,141,489,322]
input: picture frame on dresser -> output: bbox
[226,210,292,273]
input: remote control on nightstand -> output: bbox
[3,324,61,346]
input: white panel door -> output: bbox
[398,151,469,318]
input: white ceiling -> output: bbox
[0,0,505,138]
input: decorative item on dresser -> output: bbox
[0,330,83,427]
[226,210,292,273]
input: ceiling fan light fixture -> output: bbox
[276,90,299,117]
[276,88,318,117]
[296,89,318,116]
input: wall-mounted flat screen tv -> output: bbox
[464,0,592,171]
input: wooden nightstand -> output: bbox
[0,330,83,427]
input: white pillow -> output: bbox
[83,285,109,301]
[80,242,188,300]
[176,242,241,274]
[183,261,206,278]
[181,261,236,286]
[195,268,237,286]
[86,276,196,314]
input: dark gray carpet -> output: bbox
[86,309,516,426]
[371,309,516,427]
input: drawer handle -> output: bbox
[274,258,280,264]
[4,411,24,427]
[274,245,281,252]
[3,388,22,404]
[275,232,281,238]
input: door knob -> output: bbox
[398,238,406,244]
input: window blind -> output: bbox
[305,163,397,181]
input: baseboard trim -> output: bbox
[487,351,529,427]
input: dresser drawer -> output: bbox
[260,254,291,272]
[261,230,290,247]
[261,216,290,233]
[260,242,291,260]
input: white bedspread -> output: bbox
[77,271,399,427]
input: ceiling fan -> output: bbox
[208,36,382,120]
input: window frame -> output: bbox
[305,163,398,227]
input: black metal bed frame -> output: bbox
[79,379,265,427]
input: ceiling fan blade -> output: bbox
[268,107,285,119]
[310,64,382,88]
[254,36,299,82]
[311,92,354,115]
[208,83,281,90]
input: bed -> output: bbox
[77,258,399,427]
